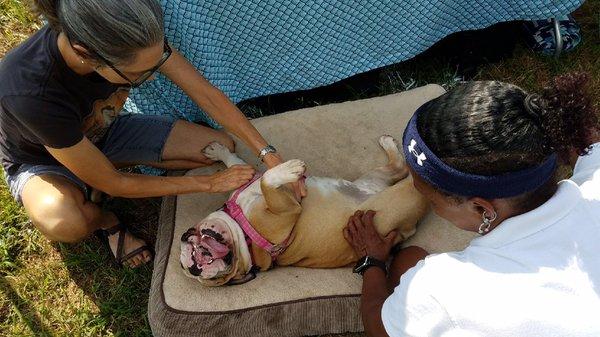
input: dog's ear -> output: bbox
[181,227,196,241]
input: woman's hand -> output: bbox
[263,153,307,201]
[343,210,397,261]
[207,165,255,193]
[161,50,305,198]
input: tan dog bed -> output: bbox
[148,85,478,337]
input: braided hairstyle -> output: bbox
[416,72,598,211]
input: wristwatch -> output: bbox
[353,256,387,276]
[258,144,277,161]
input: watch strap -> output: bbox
[354,256,387,276]
[361,258,387,275]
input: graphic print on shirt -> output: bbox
[82,88,130,143]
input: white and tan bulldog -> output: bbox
[180,136,429,286]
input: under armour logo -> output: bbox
[408,139,427,166]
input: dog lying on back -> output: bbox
[180,136,429,286]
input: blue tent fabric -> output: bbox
[126,0,584,126]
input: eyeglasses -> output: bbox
[88,37,172,88]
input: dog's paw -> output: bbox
[203,142,231,162]
[263,159,306,187]
[379,135,398,152]
[379,135,406,168]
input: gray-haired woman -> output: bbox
[0,0,305,268]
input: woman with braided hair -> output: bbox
[344,73,600,337]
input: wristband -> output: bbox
[258,145,277,161]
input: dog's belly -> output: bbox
[238,175,428,269]
[276,177,360,267]
[276,177,427,268]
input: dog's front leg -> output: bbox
[260,159,305,214]
[247,160,305,270]
[203,142,247,167]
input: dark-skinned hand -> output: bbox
[343,210,397,261]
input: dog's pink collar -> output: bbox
[223,173,292,261]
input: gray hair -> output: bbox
[34,0,164,66]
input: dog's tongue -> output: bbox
[201,235,230,259]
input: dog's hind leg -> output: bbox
[351,135,409,194]
[355,176,428,244]
[203,142,247,167]
[349,136,426,245]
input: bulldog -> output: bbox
[180,136,429,286]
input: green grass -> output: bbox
[0,1,599,336]
[0,0,41,57]
[0,192,159,336]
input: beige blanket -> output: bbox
[148,85,477,337]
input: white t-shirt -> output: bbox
[382,143,600,337]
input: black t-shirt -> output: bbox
[0,25,129,175]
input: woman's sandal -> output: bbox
[95,223,154,268]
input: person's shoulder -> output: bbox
[0,26,57,98]
[1,94,78,124]
[397,251,473,292]
[417,251,471,274]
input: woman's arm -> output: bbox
[344,211,429,337]
[387,246,429,290]
[361,267,392,337]
[159,49,306,198]
[160,50,274,163]
[46,138,255,198]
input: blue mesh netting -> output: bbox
[126,0,584,126]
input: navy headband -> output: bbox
[402,106,558,199]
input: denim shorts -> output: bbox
[5,114,177,204]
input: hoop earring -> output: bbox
[478,210,497,234]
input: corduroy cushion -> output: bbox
[148,85,478,337]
